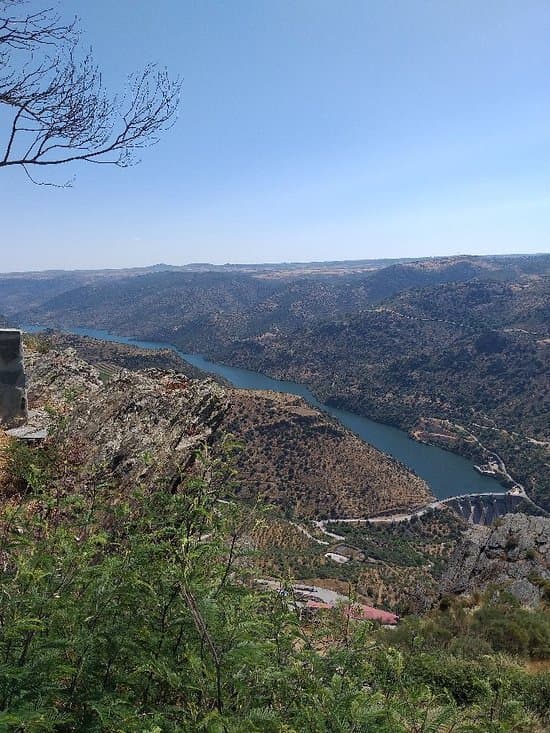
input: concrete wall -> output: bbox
[0,329,27,426]
[446,494,526,525]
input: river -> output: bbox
[25,325,506,500]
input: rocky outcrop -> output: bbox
[25,347,229,493]
[68,369,228,491]
[25,346,103,408]
[39,331,206,381]
[441,513,550,606]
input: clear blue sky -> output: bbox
[2,0,550,270]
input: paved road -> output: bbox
[257,579,349,605]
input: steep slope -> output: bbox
[440,514,550,606]
[25,348,228,494]
[24,346,431,518]
[67,369,228,493]
[7,257,548,510]
[224,389,432,518]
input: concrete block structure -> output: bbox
[0,329,27,426]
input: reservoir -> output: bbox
[25,325,506,500]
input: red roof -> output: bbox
[346,603,399,625]
[304,599,398,625]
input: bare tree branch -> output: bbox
[0,1,181,183]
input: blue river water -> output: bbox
[25,325,506,500]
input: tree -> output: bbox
[0,1,180,184]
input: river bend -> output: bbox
[25,325,506,500]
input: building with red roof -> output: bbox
[304,599,398,625]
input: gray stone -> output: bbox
[25,345,229,493]
[440,513,550,607]
[0,329,27,426]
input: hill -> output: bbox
[224,277,549,508]
[28,331,206,381]
[24,341,432,519]
[8,255,549,349]
[224,389,431,518]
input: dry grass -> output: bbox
[0,430,10,486]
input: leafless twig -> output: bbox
[0,1,181,183]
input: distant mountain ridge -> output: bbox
[3,253,549,321]
[8,254,549,340]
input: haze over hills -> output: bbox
[2,253,548,321]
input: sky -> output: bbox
[2,0,550,271]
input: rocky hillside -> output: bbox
[24,345,431,518]
[440,513,550,606]
[25,348,228,495]
[27,331,205,380]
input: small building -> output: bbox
[0,329,27,426]
[346,603,399,625]
[304,599,399,626]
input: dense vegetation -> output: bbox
[225,278,549,508]
[0,435,548,732]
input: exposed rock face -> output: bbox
[0,329,27,426]
[24,347,229,493]
[39,331,205,381]
[441,513,550,606]
[25,346,103,408]
[68,369,228,491]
